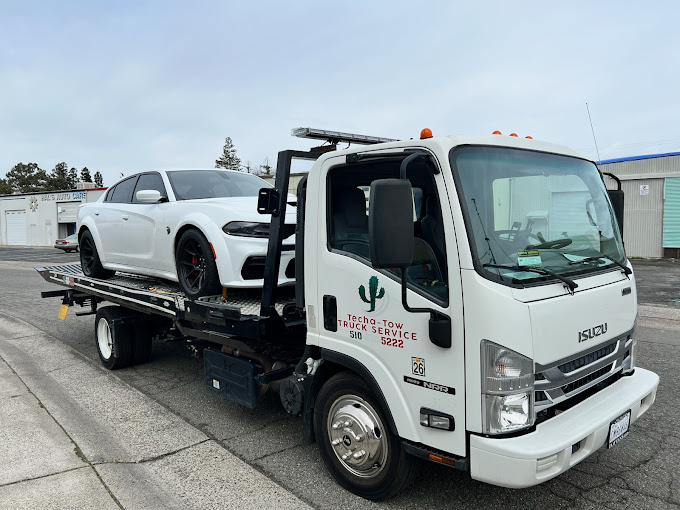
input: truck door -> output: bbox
[312,152,466,457]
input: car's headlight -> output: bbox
[222,221,270,237]
[481,340,534,434]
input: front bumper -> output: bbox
[470,367,658,488]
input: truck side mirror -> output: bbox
[607,190,624,239]
[368,179,414,268]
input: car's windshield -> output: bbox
[167,170,272,200]
[450,146,626,287]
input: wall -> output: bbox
[0,188,106,246]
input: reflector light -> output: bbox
[525,136,533,139]
[291,127,397,145]
[420,128,433,139]
[509,133,518,137]
[492,130,502,135]
[428,454,455,466]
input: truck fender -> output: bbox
[302,348,399,444]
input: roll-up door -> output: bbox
[663,178,680,247]
[57,201,81,223]
[6,210,27,245]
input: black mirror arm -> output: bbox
[400,269,451,348]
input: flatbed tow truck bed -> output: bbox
[37,264,306,409]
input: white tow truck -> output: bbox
[39,127,659,500]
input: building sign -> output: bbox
[41,191,87,202]
[640,185,650,196]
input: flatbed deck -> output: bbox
[36,264,290,319]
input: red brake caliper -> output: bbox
[192,256,199,277]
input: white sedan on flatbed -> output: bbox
[77,169,296,299]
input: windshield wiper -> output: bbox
[567,254,632,276]
[483,263,578,292]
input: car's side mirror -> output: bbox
[136,190,163,203]
[369,179,414,268]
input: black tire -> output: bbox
[80,230,115,279]
[314,372,418,500]
[175,229,222,299]
[95,307,134,369]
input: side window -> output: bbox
[109,176,137,203]
[105,184,117,202]
[132,173,167,203]
[328,162,448,303]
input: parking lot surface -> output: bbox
[0,247,678,509]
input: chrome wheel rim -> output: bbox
[97,317,113,359]
[327,394,389,478]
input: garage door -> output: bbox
[6,210,27,245]
[57,201,81,223]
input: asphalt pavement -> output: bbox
[0,247,679,509]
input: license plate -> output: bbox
[607,410,631,449]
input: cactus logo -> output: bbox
[359,276,385,312]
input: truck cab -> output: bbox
[301,131,658,496]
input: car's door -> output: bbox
[97,176,138,264]
[124,172,171,271]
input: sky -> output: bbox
[1,1,679,187]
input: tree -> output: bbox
[80,167,93,183]
[67,167,79,188]
[243,160,254,174]
[49,162,70,190]
[215,137,241,172]
[258,157,273,176]
[5,162,49,193]
[94,171,103,187]
[0,178,11,195]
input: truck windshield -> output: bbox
[450,146,626,287]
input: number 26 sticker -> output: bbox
[412,357,425,376]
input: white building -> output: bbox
[0,185,107,246]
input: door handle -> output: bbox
[122,215,129,221]
[323,295,337,331]
[94,211,99,216]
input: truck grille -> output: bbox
[534,330,634,420]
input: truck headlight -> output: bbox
[223,221,270,237]
[481,340,534,434]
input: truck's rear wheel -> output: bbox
[95,307,134,369]
[314,372,417,500]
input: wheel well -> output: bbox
[305,352,399,440]
[173,224,204,254]
[77,226,90,242]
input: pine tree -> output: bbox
[80,167,93,183]
[215,137,242,172]
[0,178,11,195]
[49,162,70,190]
[6,162,49,193]
[67,167,79,188]
[94,171,103,187]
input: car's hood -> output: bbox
[183,196,296,222]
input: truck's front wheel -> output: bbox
[314,372,417,500]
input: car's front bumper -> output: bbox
[469,367,658,488]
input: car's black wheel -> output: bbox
[95,307,134,370]
[314,372,418,500]
[65,249,72,253]
[175,229,222,299]
[80,230,115,279]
